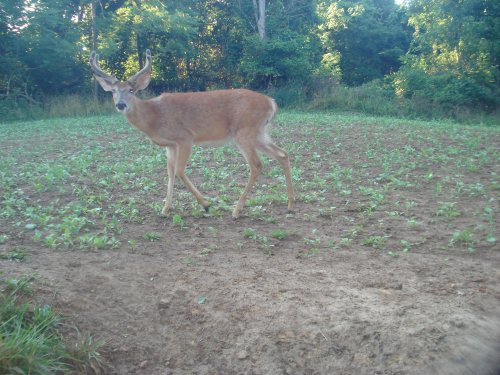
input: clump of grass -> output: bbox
[67,329,109,375]
[0,275,109,374]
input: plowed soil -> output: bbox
[1,113,499,374]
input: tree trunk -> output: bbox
[137,35,144,70]
[252,0,266,40]
[135,0,144,69]
[91,0,99,100]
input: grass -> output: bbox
[0,274,108,374]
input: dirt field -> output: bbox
[1,113,499,374]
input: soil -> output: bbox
[1,117,500,375]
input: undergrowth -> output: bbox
[3,86,499,125]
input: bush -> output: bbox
[0,95,115,123]
[307,79,407,117]
[266,83,308,108]
[393,66,499,113]
[0,97,41,122]
[304,76,499,124]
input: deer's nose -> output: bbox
[116,102,127,111]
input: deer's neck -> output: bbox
[124,96,178,147]
[124,97,159,138]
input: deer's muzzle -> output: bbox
[116,102,127,111]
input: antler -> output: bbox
[128,49,152,83]
[89,51,118,83]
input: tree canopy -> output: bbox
[393,0,499,110]
[0,0,498,116]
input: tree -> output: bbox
[240,0,321,88]
[252,0,266,40]
[393,0,500,109]
[0,0,30,103]
[0,0,86,102]
[318,0,410,85]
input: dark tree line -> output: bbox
[1,0,498,117]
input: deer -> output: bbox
[89,49,294,218]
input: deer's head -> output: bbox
[89,50,152,113]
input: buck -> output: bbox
[89,49,294,218]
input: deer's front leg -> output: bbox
[175,143,210,211]
[162,146,177,215]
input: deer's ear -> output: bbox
[129,72,151,91]
[94,75,116,92]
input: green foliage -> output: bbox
[271,229,288,240]
[0,248,27,262]
[393,0,500,111]
[172,214,188,229]
[243,228,257,240]
[363,235,387,249]
[318,0,411,85]
[241,33,320,88]
[0,0,498,121]
[144,231,162,241]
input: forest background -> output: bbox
[1,0,499,123]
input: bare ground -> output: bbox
[1,115,499,374]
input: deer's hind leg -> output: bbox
[233,136,263,219]
[256,137,295,213]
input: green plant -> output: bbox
[407,218,422,228]
[271,229,288,240]
[258,235,273,256]
[436,202,461,220]
[243,228,257,240]
[363,236,387,249]
[77,234,120,250]
[318,206,336,218]
[0,248,27,262]
[400,240,411,253]
[144,231,162,242]
[449,229,474,249]
[172,214,188,229]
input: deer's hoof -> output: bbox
[161,205,170,216]
[201,200,211,212]
[232,210,240,219]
